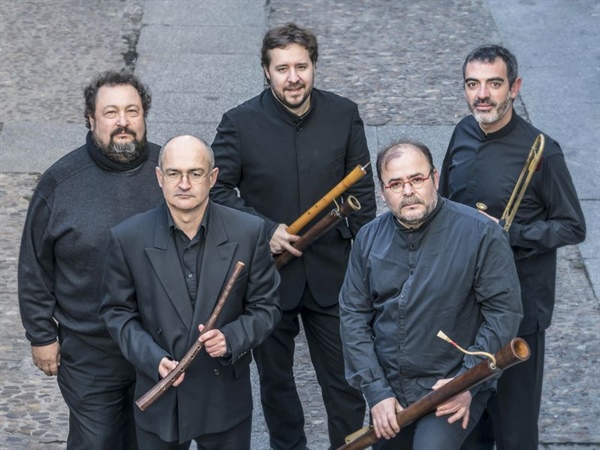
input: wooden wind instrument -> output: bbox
[338,337,530,450]
[275,196,361,270]
[286,163,369,235]
[135,261,245,411]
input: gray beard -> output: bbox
[93,135,145,163]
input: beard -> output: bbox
[93,127,147,163]
[395,194,438,227]
[469,92,512,126]
[272,81,312,112]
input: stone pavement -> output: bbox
[1,0,599,449]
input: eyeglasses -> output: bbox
[160,168,211,184]
[383,170,434,193]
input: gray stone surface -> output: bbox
[1,0,598,449]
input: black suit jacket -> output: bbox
[99,201,281,442]
[211,88,376,309]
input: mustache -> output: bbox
[473,98,498,107]
[110,127,136,139]
[285,82,305,90]
[400,198,422,208]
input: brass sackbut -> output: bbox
[477,133,545,231]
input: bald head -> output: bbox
[156,134,219,224]
[158,135,215,171]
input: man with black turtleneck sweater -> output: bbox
[18,71,162,450]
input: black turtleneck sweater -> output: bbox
[18,132,163,355]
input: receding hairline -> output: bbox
[375,140,436,183]
[383,143,430,169]
[158,135,215,169]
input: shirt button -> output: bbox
[213,369,220,376]
[188,273,193,279]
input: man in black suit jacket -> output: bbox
[99,135,281,449]
[211,23,376,450]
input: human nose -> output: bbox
[401,181,415,195]
[116,111,129,127]
[476,84,490,99]
[288,68,300,83]
[178,173,191,188]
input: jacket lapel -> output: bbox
[189,204,238,346]
[146,204,194,330]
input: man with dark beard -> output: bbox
[439,45,586,450]
[210,23,376,450]
[18,71,163,450]
[339,141,522,450]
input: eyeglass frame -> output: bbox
[158,167,213,184]
[383,169,435,193]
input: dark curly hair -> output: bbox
[83,71,152,129]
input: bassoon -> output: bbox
[135,261,245,411]
[338,337,530,450]
[286,163,369,235]
[275,196,361,269]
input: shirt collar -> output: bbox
[477,108,520,141]
[167,201,211,238]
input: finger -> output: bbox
[283,242,302,257]
[375,419,395,439]
[462,409,470,429]
[446,407,465,425]
[172,372,185,387]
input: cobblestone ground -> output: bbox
[0,0,143,124]
[268,0,502,127]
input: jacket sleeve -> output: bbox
[339,231,395,408]
[18,189,58,346]
[99,229,169,381]
[218,220,281,364]
[508,150,586,259]
[460,223,523,393]
[344,106,377,236]
[210,112,279,237]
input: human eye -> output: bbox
[465,81,477,89]
[104,109,117,118]
[387,180,403,191]
[166,170,180,180]
[409,176,425,187]
[127,107,140,116]
[490,81,503,88]
[189,171,204,181]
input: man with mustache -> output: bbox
[439,45,586,449]
[210,22,376,450]
[18,71,163,449]
[339,141,522,449]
